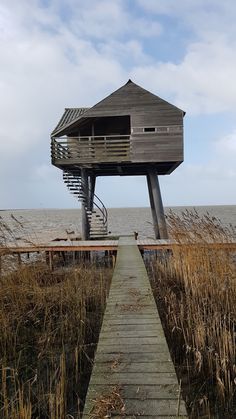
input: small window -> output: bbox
[144,127,156,132]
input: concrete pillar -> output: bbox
[148,170,168,239]
[146,174,160,239]
[81,168,90,240]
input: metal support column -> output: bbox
[89,174,96,212]
[146,174,160,239]
[81,168,90,240]
[148,170,168,239]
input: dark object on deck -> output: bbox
[51,80,185,239]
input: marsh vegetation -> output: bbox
[0,261,112,418]
[0,211,236,418]
[148,211,236,417]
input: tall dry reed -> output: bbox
[148,210,236,417]
[0,261,112,418]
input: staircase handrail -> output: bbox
[63,171,108,234]
[78,178,108,228]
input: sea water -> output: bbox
[0,206,235,244]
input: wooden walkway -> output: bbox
[83,237,188,418]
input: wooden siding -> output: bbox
[131,111,183,127]
[131,133,183,163]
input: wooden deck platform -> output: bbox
[83,237,188,418]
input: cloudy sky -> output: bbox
[1,0,236,209]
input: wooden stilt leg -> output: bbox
[89,175,96,212]
[81,169,90,240]
[148,170,168,239]
[146,174,160,239]
[49,252,53,271]
[112,253,116,268]
[17,253,22,266]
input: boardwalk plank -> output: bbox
[90,372,178,386]
[93,361,175,373]
[96,344,167,353]
[101,329,165,338]
[98,336,166,345]
[95,352,173,363]
[85,384,181,399]
[102,324,163,332]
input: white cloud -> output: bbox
[131,38,236,114]
[133,0,236,115]
[0,0,236,208]
[216,130,236,154]
[138,0,236,39]
[59,0,162,40]
[161,127,236,206]
[0,4,128,156]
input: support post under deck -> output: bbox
[89,174,96,212]
[81,168,90,241]
[146,174,160,239]
[148,170,168,239]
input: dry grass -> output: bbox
[148,210,236,418]
[0,260,112,418]
[89,385,125,418]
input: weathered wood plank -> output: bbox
[98,336,166,345]
[84,384,181,399]
[95,352,173,363]
[87,398,186,417]
[93,361,175,373]
[101,329,165,338]
[89,372,179,386]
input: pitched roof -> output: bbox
[51,80,185,137]
[83,79,185,117]
[51,107,89,136]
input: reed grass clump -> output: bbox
[0,262,112,418]
[148,210,236,417]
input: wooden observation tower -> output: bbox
[51,80,185,240]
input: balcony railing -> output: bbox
[51,135,131,164]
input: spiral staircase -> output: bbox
[63,171,108,239]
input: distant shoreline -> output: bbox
[1,204,236,212]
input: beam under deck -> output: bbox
[83,236,188,418]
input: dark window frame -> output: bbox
[143,127,156,132]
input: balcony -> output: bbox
[51,135,131,165]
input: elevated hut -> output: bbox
[51,80,185,239]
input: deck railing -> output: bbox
[51,135,131,163]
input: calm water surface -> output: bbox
[1,206,235,244]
